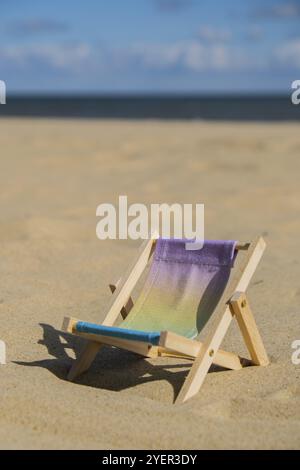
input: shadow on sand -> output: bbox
[14,323,226,402]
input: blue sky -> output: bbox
[1,0,300,93]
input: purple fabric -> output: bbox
[121,239,237,339]
[154,239,237,267]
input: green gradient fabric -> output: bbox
[121,239,236,339]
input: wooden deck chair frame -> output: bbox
[62,235,269,404]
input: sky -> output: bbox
[0,0,300,94]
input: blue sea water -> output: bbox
[0,95,298,121]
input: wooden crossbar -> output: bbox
[159,331,247,370]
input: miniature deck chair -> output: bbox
[62,236,269,403]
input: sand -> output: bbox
[0,118,299,449]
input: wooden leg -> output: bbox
[67,341,102,381]
[230,292,269,366]
[176,307,233,404]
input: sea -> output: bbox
[0,95,299,121]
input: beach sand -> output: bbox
[0,118,299,449]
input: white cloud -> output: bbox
[129,40,247,71]
[279,3,300,16]
[8,18,69,35]
[0,38,273,78]
[0,40,234,73]
[271,2,300,17]
[129,42,183,68]
[246,26,264,41]
[256,2,300,19]
[197,26,232,43]
[0,43,92,70]
[275,39,300,68]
